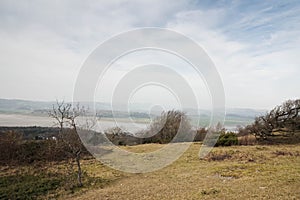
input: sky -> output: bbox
[0,0,300,110]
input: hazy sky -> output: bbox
[0,0,299,109]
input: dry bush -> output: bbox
[204,151,232,161]
[194,128,207,141]
[238,134,257,145]
[204,149,260,163]
[0,131,23,164]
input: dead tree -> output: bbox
[49,101,85,187]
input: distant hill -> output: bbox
[225,108,267,118]
[0,99,52,115]
[0,99,111,116]
[0,98,266,128]
[0,99,154,119]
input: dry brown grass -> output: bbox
[63,143,300,200]
[1,142,299,199]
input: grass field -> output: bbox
[1,143,300,199]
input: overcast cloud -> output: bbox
[0,0,299,109]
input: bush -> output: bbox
[141,110,192,144]
[194,128,208,141]
[205,151,232,161]
[238,134,257,145]
[215,132,238,147]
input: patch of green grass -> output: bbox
[0,172,62,199]
[0,159,126,200]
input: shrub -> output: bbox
[215,132,238,147]
[194,128,207,141]
[205,151,232,161]
[238,134,257,145]
[141,110,192,144]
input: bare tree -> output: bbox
[48,100,85,187]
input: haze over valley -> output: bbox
[0,98,265,132]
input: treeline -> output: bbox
[91,99,300,147]
[0,126,59,140]
[0,126,65,165]
[88,110,238,147]
[0,130,91,165]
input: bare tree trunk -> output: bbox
[75,150,82,187]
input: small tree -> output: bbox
[48,101,85,187]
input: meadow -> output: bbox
[2,143,299,199]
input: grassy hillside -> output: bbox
[70,143,300,200]
[2,143,299,199]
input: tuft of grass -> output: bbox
[205,151,232,161]
[200,188,220,195]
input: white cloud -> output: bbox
[166,3,300,109]
[0,0,299,109]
